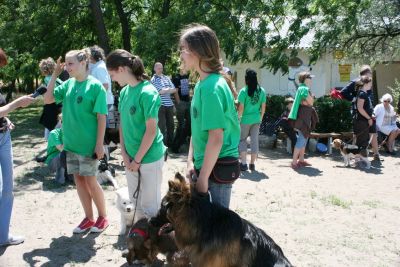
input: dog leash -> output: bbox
[128,168,141,236]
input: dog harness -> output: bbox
[128,228,148,240]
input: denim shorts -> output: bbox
[295,131,308,149]
[66,151,98,176]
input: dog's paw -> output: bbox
[121,249,129,258]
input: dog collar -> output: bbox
[128,228,148,240]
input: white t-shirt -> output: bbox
[90,60,114,105]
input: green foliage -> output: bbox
[314,96,353,133]
[265,94,287,120]
[388,79,400,112]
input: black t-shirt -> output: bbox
[0,94,7,128]
[356,90,373,119]
[172,74,190,102]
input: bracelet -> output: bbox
[133,158,141,164]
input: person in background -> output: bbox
[0,48,35,246]
[151,62,176,147]
[237,69,266,171]
[279,97,297,154]
[374,93,400,155]
[288,71,316,169]
[44,50,109,234]
[341,65,382,161]
[170,68,191,153]
[88,45,115,159]
[35,58,63,163]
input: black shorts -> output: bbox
[353,119,370,148]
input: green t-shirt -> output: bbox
[191,73,240,169]
[118,80,166,164]
[53,75,108,156]
[288,84,310,120]
[238,86,267,125]
[45,128,63,165]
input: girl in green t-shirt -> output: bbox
[180,24,240,208]
[106,49,166,222]
[237,69,266,172]
[44,50,109,234]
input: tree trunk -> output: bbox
[89,0,111,54]
[113,0,131,51]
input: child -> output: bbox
[180,24,240,208]
[45,115,68,184]
[106,49,166,221]
[43,50,109,234]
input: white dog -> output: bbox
[115,187,135,235]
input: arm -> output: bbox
[260,102,266,122]
[94,114,106,159]
[119,119,131,167]
[56,144,64,152]
[158,87,177,95]
[44,57,64,104]
[128,118,158,172]
[238,103,244,120]
[173,91,180,105]
[357,98,373,126]
[196,129,223,193]
[0,95,34,117]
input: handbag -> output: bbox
[210,157,240,184]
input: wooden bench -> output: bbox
[309,132,341,154]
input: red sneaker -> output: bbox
[73,218,95,234]
[90,216,109,233]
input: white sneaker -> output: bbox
[0,235,25,246]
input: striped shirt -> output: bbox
[151,74,175,107]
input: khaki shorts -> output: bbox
[66,151,98,176]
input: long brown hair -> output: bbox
[106,49,150,81]
[355,75,372,92]
[0,48,8,67]
[180,24,236,97]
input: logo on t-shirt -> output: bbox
[77,96,83,104]
[130,106,136,115]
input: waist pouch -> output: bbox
[196,157,240,184]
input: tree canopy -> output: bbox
[0,0,398,93]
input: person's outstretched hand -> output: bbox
[16,95,35,108]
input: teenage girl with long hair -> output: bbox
[180,24,240,208]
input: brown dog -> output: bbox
[152,173,293,267]
[122,217,190,266]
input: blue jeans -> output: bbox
[209,181,232,208]
[0,131,14,243]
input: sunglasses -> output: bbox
[383,100,390,103]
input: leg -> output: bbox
[249,124,260,165]
[208,181,232,209]
[138,158,164,217]
[74,175,94,220]
[239,124,251,165]
[0,132,19,244]
[85,176,107,217]
[172,102,185,151]
[158,106,167,145]
[125,170,146,222]
[165,106,175,146]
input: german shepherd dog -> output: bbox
[122,217,190,267]
[151,173,293,267]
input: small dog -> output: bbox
[97,157,119,188]
[152,173,293,267]
[122,217,190,266]
[332,139,371,169]
[115,187,135,235]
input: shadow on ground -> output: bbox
[21,234,99,266]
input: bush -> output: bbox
[388,79,400,112]
[265,94,287,120]
[314,96,353,133]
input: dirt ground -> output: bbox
[0,108,399,266]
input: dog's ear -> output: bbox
[175,172,186,183]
